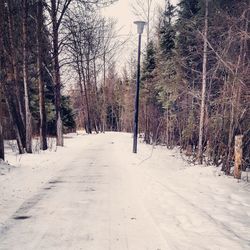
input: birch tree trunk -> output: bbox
[197,0,208,164]
[22,0,32,153]
[37,0,48,150]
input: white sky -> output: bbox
[102,0,179,36]
[101,0,179,73]
[63,0,179,89]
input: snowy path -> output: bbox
[0,133,250,250]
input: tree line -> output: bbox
[0,0,117,159]
[81,0,249,176]
[0,0,249,178]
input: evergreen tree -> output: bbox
[159,0,176,59]
[142,40,156,81]
[61,95,76,132]
[155,0,178,147]
[141,40,163,143]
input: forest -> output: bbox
[0,0,249,178]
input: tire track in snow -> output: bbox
[153,178,250,246]
[0,176,63,239]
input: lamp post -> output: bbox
[133,21,146,153]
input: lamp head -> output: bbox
[134,21,146,35]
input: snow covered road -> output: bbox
[0,133,250,249]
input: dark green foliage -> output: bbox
[178,0,200,19]
[176,0,202,89]
[142,40,156,80]
[140,40,165,143]
[159,0,176,58]
[132,0,250,172]
[61,96,76,132]
[1,0,76,138]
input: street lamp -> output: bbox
[133,21,146,154]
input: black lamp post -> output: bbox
[133,21,146,154]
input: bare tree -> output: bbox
[100,18,119,131]
[47,0,117,145]
[131,0,154,44]
[65,5,121,133]
[48,0,68,146]
[65,7,94,133]
[223,6,250,174]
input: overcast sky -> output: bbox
[101,0,179,73]
[103,0,179,35]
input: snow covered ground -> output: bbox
[0,132,249,250]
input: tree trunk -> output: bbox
[80,55,91,134]
[22,0,32,153]
[85,52,92,133]
[76,58,86,130]
[93,57,100,133]
[0,1,5,160]
[2,81,25,154]
[7,0,25,125]
[0,88,4,160]
[234,135,243,179]
[83,75,92,134]
[37,0,47,150]
[51,0,63,146]
[197,0,208,164]
[102,51,106,132]
[1,0,25,154]
[166,107,169,147]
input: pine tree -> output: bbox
[174,0,201,149]
[155,0,177,147]
[142,41,156,81]
[159,0,176,59]
[141,40,161,143]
